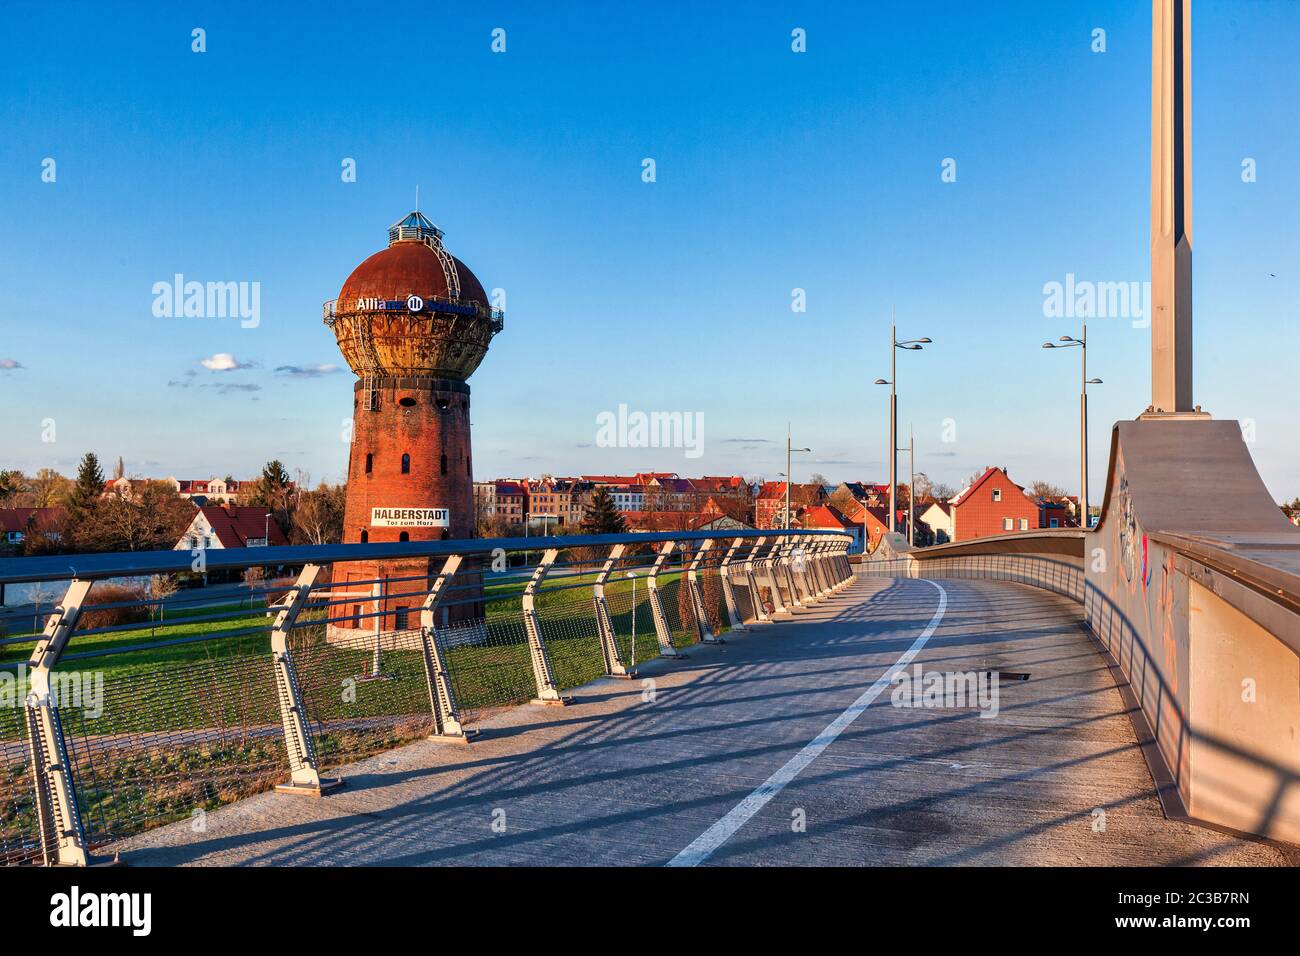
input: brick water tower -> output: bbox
[324,210,503,634]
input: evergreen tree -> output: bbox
[64,452,104,547]
[243,459,296,536]
[66,453,104,514]
[580,486,627,535]
[0,470,21,505]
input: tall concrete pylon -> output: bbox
[1149,0,1196,415]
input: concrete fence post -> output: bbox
[779,535,804,609]
[592,544,633,677]
[832,539,851,589]
[805,539,827,600]
[790,538,814,605]
[24,579,93,866]
[521,548,568,704]
[812,540,833,596]
[687,538,721,644]
[418,554,472,741]
[764,537,789,616]
[271,563,342,796]
[719,537,746,631]
[744,535,769,623]
[647,540,684,657]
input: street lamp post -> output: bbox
[783,423,811,530]
[898,426,916,546]
[1043,324,1103,527]
[874,312,931,535]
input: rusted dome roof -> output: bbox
[338,239,489,308]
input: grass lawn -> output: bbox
[0,566,742,854]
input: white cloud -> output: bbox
[200,352,256,372]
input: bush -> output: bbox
[80,583,149,630]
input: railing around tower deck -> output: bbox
[0,528,852,866]
[322,296,505,333]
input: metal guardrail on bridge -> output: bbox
[0,529,852,866]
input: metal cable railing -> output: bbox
[0,528,852,865]
[859,552,1085,603]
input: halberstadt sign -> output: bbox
[371,507,450,528]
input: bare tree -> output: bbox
[292,482,346,545]
[931,481,957,501]
[1031,480,1069,500]
[149,573,180,625]
[80,480,194,552]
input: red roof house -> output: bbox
[174,505,289,550]
[949,467,1040,541]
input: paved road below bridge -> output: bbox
[113,575,1298,866]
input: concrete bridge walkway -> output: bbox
[113,575,1297,866]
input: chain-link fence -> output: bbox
[0,529,852,865]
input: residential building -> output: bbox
[801,504,863,553]
[473,481,498,519]
[919,501,954,544]
[494,480,527,525]
[948,467,1041,541]
[623,511,753,533]
[174,505,289,551]
[643,476,697,512]
[0,507,63,546]
[606,484,645,512]
[1038,497,1081,530]
[754,482,827,530]
[103,476,265,505]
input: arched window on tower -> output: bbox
[365,453,373,474]
[399,531,410,542]
[440,453,447,475]
[360,529,369,543]
[401,453,410,474]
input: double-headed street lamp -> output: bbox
[1042,324,1102,527]
[874,315,932,534]
[780,423,811,530]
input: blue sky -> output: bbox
[1,0,1297,500]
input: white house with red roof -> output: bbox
[174,505,289,550]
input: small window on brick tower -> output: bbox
[352,605,361,628]
[440,453,447,475]
[399,531,409,542]
[360,529,368,543]
[466,454,471,476]
[401,453,410,474]
[365,453,373,474]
